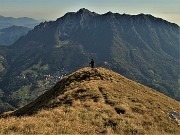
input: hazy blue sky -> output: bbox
[0,0,179,24]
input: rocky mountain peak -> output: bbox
[103,11,114,16]
[78,8,91,13]
[76,8,97,16]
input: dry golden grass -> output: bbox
[0,67,179,134]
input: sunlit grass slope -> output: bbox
[0,67,179,134]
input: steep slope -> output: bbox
[0,48,6,74]
[0,46,14,113]
[0,68,179,134]
[0,46,8,80]
[0,9,179,113]
[0,26,32,46]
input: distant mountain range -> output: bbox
[0,15,44,46]
[0,26,32,46]
[0,15,42,29]
[0,8,179,113]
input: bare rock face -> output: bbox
[169,111,180,125]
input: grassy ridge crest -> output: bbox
[0,67,179,134]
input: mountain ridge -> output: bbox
[9,67,180,116]
[0,67,180,134]
[0,15,43,29]
[0,9,179,114]
[0,25,31,46]
[55,9,179,26]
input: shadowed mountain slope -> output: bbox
[0,25,31,46]
[1,68,179,134]
[0,8,179,114]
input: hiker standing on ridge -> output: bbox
[89,59,95,68]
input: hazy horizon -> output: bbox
[0,0,180,25]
